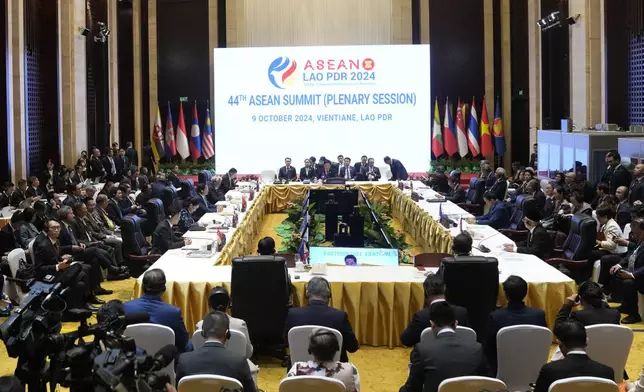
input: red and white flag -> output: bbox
[175,102,190,159]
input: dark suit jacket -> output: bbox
[25,186,43,199]
[63,194,80,208]
[114,156,125,178]
[541,196,554,220]
[10,190,26,207]
[610,165,632,195]
[616,201,631,230]
[316,167,338,180]
[284,300,359,362]
[123,294,193,353]
[107,199,124,226]
[89,156,105,179]
[125,147,138,168]
[517,225,553,260]
[0,191,11,208]
[445,185,466,204]
[473,177,488,205]
[278,166,297,181]
[33,232,73,280]
[600,166,614,185]
[475,201,510,229]
[299,166,315,181]
[389,159,408,181]
[194,194,217,221]
[339,165,356,180]
[489,179,508,201]
[556,301,620,326]
[354,162,367,178]
[167,172,182,188]
[0,223,19,255]
[177,342,256,390]
[362,165,381,181]
[70,173,85,184]
[534,353,614,392]
[401,331,490,392]
[151,219,184,255]
[532,189,546,212]
[220,174,236,194]
[483,302,547,372]
[150,181,166,200]
[400,302,469,347]
[137,175,150,190]
[630,177,644,205]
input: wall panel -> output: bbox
[118,1,134,147]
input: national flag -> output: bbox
[480,96,493,156]
[176,101,190,159]
[431,98,443,157]
[456,98,469,157]
[298,240,309,262]
[165,101,176,159]
[467,97,480,156]
[202,104,215,159]
[189,102,202,160]
[493,96,506,155]
[443,97,458,156]
[150,104,165,163]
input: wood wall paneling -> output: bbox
[605,0,629,127]
[86,0,109,152]
[0,1,9,180]
[510,0,530,165]
[541,0,570,129]
[8,0,26,181]
[118,1,134,148]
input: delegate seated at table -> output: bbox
[468,191,509,230]
[151,207,191,254]
[299,159,316,181]
[278,158,297,181]
[362,158,381,181]
[317,161,337,180]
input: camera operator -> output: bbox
[33,218,99,311]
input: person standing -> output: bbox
[384,156,408,181]
[125,142,139,169]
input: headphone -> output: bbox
[142,271,166,294]
[201,311,231,340]
[305,277,332,300]
[308,329,340,355]
[208,286,231,312]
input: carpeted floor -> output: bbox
[1,214,644,391]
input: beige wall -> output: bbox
[226,0,411,47]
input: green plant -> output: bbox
[158,161,215,175]
[429,157,480,174]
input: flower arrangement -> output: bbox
[429,157,480,174]
[158,161,215,175]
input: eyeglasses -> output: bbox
[49,226,61,231]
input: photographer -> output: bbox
[33,219,99,311]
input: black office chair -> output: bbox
[545,215,597,281]
[162,186,177,216]
[143,198,165,237]
[198,170,212,186]
[441,256,499,339]
[121,215,161,277]
[498,195,535,242]
[458,177,484,216]
[231,255,290,359]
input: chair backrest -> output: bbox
[465,177,479,203]
[420,326,477,344]
[288,325,343,363]
[7,248,26,278]
[27,239,36,264]
[563,215,597,260]
[179,179,196,199]
[144,198,165,229]
[279,376,346,392]
[508,195,533,230]
[124,323,176,385]
[161,187,177,215]
[548,376,619,392]
[414,253,451,268]
[441,257,499,337]
[231,256,290,349]
[191,329,205,350]
[191,329,247,358]
[496,325,552,391]
[277,252,297,268]
[585,324,633,383]
[177,374,243,392]
[437,376,507,392]
[121,215,149,257]
[198,170,212,186]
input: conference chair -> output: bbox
[121,215,161,277]
[198,170,212,186]
[4,248,28,304]
[231,255,290,358]
[437,376,507,392]
[124,323,176,385]
[419,326,477,344]
[498,194,535,242]
[288,326,343,363]
[458,177,484,216]
[143,198,165,236]
[177,375,243,392]
[27,239,35,264]
[441,256,499,338]
[192,329,259,385]
[585,324,633,383]
[178,179,197,199]
[496,325,552,392]
[161,186,177,216]
[279,376,346,392]
[260,170,277,184]
[548,377,619,392]
[545,215,597,281]
[413,252,450,268]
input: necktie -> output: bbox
[53,242,59,256]
[628,243,642,272]
[110,158,116,174]
[346,167,350,179]
[104,211,115,230]
[67,226,78,245]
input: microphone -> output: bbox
[43,262,83,304]
[149,344,178,372]
[475,231,502,253]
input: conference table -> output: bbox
[133,181,576,348]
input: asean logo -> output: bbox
[362,58,375,70]
[268,57,298,89]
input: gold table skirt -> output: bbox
[132,183,575,347]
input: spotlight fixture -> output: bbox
[537,11,561,31]
[94,21,110,43]
[567,14,581,25]
[78,27,90,36]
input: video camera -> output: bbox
[0,263,175,392]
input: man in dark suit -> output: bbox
[316,161,337,181]
[278,157,297,181]
[556,280,620,326]
[10,179,27,208]
[62,183,82,208]
[124,269,193,353]
[362,158,381,181]
[89,148,106,182]
[0,182,14,209]
[25,176,43,200]
[105,187,126,226]
[102,148,118,182]
[299,158,315,181]
[71,165,86,184]
[150,173,167,200]
[616,186,632,229]
[527,179,546,213]
[284,276,359,362]
[220,168,238,194]
[534,319,614,392]
[125,142,138,169]
[339,157,356,180]
[400,302,490,392]
[438,173,465,204]
[177,311,256,389]
[471,191,510,229]
[167,165,182,188]
[73,200,125,268]
[484,276,546,372]
[541,182,555,219]
[354,155,368,180]
[384,156,408,181]
[33,220,98,310]
[332,154,344,173]
[151,207,189,254]
[503,210,553,260]
[489,168,508,201]
[606,151,632,195]
[137,167,150,190]
[0,214,22,254]
[401,274,469,347]
[194,184,218,220]
[113,151,125,181]
[630,164,644,206]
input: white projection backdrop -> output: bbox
[213,44,431,174]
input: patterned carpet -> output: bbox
[1,214,643,391]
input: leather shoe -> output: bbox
[107,272,130,281]
[94,287,113,296]
[621,314,642,324]
[89,295,106,305]
[84,303,100,312]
